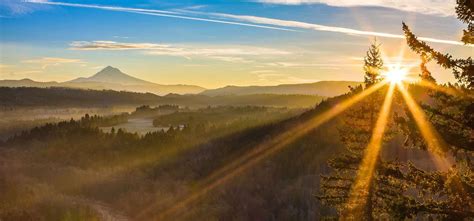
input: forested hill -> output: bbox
[0,88,441,220]
[0,87,162,107]
[0,87,324,108]
[0,92,348,220]
[200,81,361,97]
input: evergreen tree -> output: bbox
[456,0,473,44]
[363,39,384,87]
[394,0,474,218]
[402,0,473,89]
[319,42,405,219]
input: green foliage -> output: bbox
[456,0,473,44]
[363,40,384,86]
[152,106,295,130]
[0,87,162,107]
[395,0,474,218]
[318,85,406,219]
[2,104,333,220]
[402,22,473,88]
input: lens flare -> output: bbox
[384,66,408,83]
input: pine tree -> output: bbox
[402,0,473,89]
[364,39,384,87]
[419,53,436,82]
[456,0,473,44]
[319,42,405,219]
[394,0,474,218]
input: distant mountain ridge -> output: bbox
[200,81,361,97]
[0,66,205,95]
[0,87,323,108]
[68,66,151,85]
[0,66,361,97]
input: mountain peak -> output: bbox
[69,66,151,85]
[102,65,119,72]
[93,66,124,77]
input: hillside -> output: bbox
[0,66,205,95]
[0,87,323,108]
[0,94,346,220]
[0,87,449,220]
[200,81,361,97]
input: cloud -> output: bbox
[255,0,456,16]
[27,1,467,46]
[15,70,43,75]
[0,0,49,15]
[70,41,290,63]
[113,36,130,39]
[0,64,11,69]
[250,70,276,74]
[70,41,168,50]
[23,57,83,69]
[0,64,44,78]
[254,72,319,83]
[208,12,466,46]
[264,62,359,68]
[26,0,179,15]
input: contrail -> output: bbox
[26,0,469,46]
[24,0,297,32]
[208,13,467,46]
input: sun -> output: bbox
[384,66,408,83]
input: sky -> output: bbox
[0,0,471,88]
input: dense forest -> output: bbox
[0,87,323,108]
[0,98,342,220]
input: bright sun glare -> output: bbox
[384,66,408,83]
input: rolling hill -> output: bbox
[0,87,323,108]
[200,81,361,97]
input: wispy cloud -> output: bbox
[27,1,467,46]
[255,0,456,16]
[70,41,290,63]
[265,61,359,68]
[250,70,276,74]
[15,70,43,75]
[208,13,466,46]
[0,64,11,69]
[113,36,130,39]
[70,41,168,50]
[254,72,319,83]
[23,57,83,69]
[0,64,44,79]
[0,0,49,15]
[26,0,179,15]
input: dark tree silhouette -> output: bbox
[394,0,474,218]
[319,42,406,219]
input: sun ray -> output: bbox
[396,82,470,204]
[396,82,452,169]
[136,81,389,220]
[414,79,471,97]
[342,82,396,219]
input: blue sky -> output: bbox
[0,0,471,88]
